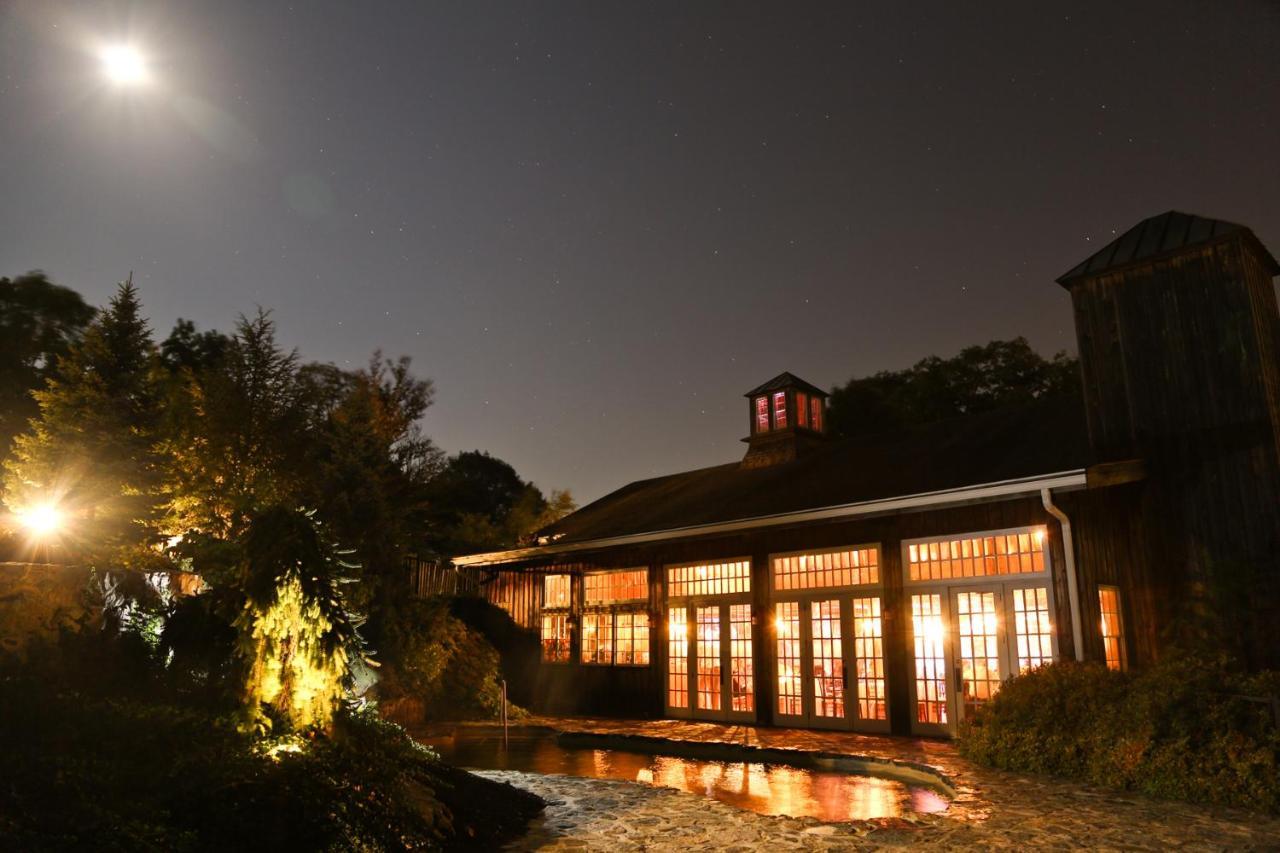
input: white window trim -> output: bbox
[902,525,1052,587]
[767,542,883,598]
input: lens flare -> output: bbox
[17,504,63,537]
[100,44,148,86]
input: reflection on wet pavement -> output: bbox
[420,733,948,822]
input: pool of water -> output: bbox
[418,731,949,822]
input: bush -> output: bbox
[959,658,1280,813]
[376,597,517,722]
[0,631,542,851]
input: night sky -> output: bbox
[2,2,1278,503]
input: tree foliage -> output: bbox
[0,272,95,462]
[234,507,362,732]
[3,282,164,569]
[827,337,1080,439]
[424,450,575,554]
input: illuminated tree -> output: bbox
[3,281,165,569]
[234,506,361,733]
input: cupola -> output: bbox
[741,372,829,469]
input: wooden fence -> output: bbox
[406,558,481,598]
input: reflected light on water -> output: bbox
[422,733,949,822]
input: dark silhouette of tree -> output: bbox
[827,337,1080,439]
[424,451,575,554]
[0,272,95,462]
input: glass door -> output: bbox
[952,588,1003,722]
[772,595,889,731]
[667,602,754,721]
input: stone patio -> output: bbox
[468,715,1280,851]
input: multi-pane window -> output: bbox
[1098,586,1127,671]
[544,574,571,608]
[580,612,614,664]
[667,560,751,597]
[809,397,823,432]
[775,601,802,716]
[852,597,887,721]
[667,607,689,708]
[773,547,879,591]
[773,391,787,428]
[615,612,651,665]
[796,392,810,428]
[541,613,570,662]
[912,594,947,724]
[1012,587,1053,672]
[696,606,722,711]
[907,529,1047,582]
[583,569,647,604]
[754,396,769,433]
[729,604,754,712]
[811,599,844,719]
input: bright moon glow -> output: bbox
[100,44,148,86]
[18,504,64,537]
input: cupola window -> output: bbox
[754,396,769,433]
[773,392,788,429]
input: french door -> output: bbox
[909,583,1056,735]
[773,595,889,732]
[666,601,754,721]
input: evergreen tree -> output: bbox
[3,282,164,569]
[161,310,309,543]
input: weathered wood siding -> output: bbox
[1068,233,1280,666]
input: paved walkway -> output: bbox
[476,715,1280,851]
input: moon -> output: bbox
[100,44,148,86]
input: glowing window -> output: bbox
[1099,586,1126,671]
[754,396,769,433]
[1012,586,1053,672]
[615,611,650,665]
[729,603,754,712]
[773,547,879,591]
[907,529,1047,582]
[912,594,947,724]
[583,569,647,604]
[695,606,721,711]
[796,391,809,428]
[541,613,570,662]
[775,601,803,716]
[581,611,614,664]
[773,391,787,429]
[544,574,571,608]
[811,599,844,719]
[667,560,751,597]
[667,607,689,708]
[852,597,887,721]
[810,397,823,431]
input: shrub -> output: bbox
[376,597,515,722]
[0,637,541,851]
[959,657,1280,813]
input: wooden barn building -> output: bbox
[453,211,1280,737]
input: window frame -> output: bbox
[1097,584,1128,672]
[580,567,651,668]
[902,525,1051,586]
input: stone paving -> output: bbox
[474,715,1280,851]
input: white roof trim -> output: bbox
[452,469,1088,567]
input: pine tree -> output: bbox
[3,281,165,569]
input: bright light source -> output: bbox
[17,504,64,538]
[100,44,148,86]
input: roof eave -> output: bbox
[452,468,1088,567]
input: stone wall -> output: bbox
[0,562,97,660]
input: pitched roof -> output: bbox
[1057,210,1277,285]
[744,372,828,398]
[534,395,1090,547]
